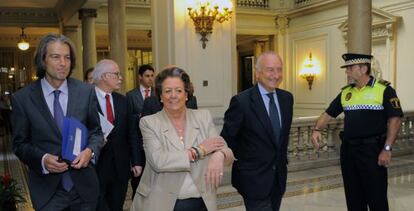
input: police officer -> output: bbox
[311,53,403,211]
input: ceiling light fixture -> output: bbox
[17,27,30,51]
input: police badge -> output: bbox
[345,92,352,101]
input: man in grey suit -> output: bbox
[12,33,103,211]
[126,64,154,198]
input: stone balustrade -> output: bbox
[237,0,269,9]
[288,111,414,171]
[215,111,414,172]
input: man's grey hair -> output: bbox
[92,59,117,83]
[255,51,281,71]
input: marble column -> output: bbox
[78,9,97,75]
[63,26,83,81]
[348,0,372,54]
[108,0,130,92]
[152,0,236,117]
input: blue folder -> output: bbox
[61,117,88,163]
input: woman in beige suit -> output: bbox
[130,67,234,211]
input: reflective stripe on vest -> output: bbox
[341,79,386,111]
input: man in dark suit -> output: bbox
[93,59,136,211]
[126,64,155,199]
[221,52,294,211]
[12,33,103,210]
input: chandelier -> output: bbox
[17,27,30,51]
[187,0,233,49]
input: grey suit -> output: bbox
[12,78,103,210]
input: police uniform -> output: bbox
[325,53,403,211]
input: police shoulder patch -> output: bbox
[389,97,401,109]
[378,79,391,86]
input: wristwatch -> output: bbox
[383,144,392,152]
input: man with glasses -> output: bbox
[93,59,137,211]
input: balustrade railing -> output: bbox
[294,0,313,7]
[127,0,151,6]
[215,111,414,171]
[237,0,269,9]
[288,111,414,170]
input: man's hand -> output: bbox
[44,154,68,173]
[378,150,392,167]
[71,148,93,169]
[311,130,322,149]
[131,166,143,177]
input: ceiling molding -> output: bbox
[0,7,58,27]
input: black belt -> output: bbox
[341,132,386,145]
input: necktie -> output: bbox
[53,90,73,191]
[144,89,150,99]
[105,94,114,124]
[266,92,281,144]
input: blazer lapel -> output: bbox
[111,94,121,133]
[185,110,200,148]
[160,110,185,150]
[66,78,78,118]
[29,80,61,136]
[275,89,288,146]
[136,88,144,105]
[250,85,274,143]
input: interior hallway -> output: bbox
[1,123,413,211]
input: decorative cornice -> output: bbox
[100,0,151,8]
[78,9,97,19]
[339,8,401,43]
[0,8,58,26]
[0,34,42,47]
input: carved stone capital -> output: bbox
[78,9,97,20]
[275,15,289,35]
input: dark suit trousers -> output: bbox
[97,154,128,211]
[340,142,388,211]
[38,186,96,211]
[243,178,283,211]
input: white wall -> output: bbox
[286,0,414,116]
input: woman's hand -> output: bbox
[205,151,225,191]
[200,137,225,155]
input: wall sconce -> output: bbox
[187,0,233,49]
[17,27,30,51]
[299,52,320,90]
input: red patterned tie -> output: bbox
[144,89,150,99]
[105,94,114,124]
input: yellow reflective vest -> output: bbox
[341,79,387,111]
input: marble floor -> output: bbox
[221,157,414,211]
[222,174,414,211]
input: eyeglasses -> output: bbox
[106,72,122,78]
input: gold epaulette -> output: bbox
[378,79,391,86]
[341,84,354,90]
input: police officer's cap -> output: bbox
[341,53,373,68]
